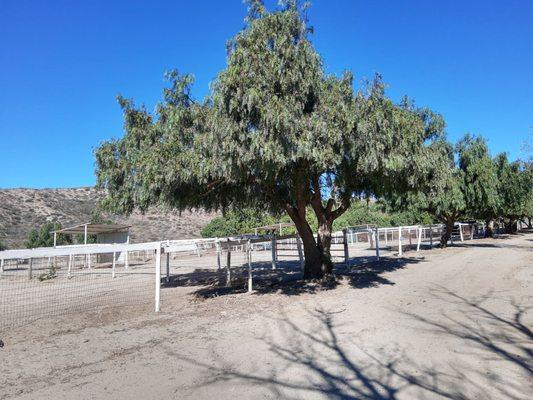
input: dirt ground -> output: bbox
[1,233,531,400]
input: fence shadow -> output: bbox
[167,287,531,399]
[184,257,423,298]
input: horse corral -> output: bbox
[1,222,490,330]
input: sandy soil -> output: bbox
[0,233,531,400]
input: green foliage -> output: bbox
[495,154,532,223]
[201,209,280,237]
[385,138,465,224]
[456,134,499,221]
[0,239,6,251]
[201,201,436,238]
[94,1,446,277]
[96,3,439,217]
[25,221,71,248]
[38,264,57,281]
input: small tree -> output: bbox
[95,1,442,278]
[25,221,70,248]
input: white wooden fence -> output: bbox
[0,221,484,329]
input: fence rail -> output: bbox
[0,221,494,329]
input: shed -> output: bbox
[53,223,131,264]
[52,223,131,247]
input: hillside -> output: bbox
[0,187,219,248]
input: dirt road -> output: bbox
[1,233,531,399]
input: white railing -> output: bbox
[0,221,483,328]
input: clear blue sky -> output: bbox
[1,0,532,188]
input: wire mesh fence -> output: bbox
[0,253,156,330]
[1,222,486,330]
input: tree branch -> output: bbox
[330,197,351,220]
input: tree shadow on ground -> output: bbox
[166,287,531,399]
[186,257,422,298]
[452,242,533,251]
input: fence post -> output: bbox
[375,227,380,260]
[216,238,221,270]
[166,252,170,283]
[470,224,474,240]
[343,229,350,266]
[195,241,201,257]
[296,235,304,271]
[155,245,161,312]
[247,240,253,293]
[429,224,433,248]
[398,226,403,256]
[416,227,422,252]
[459,224,464,242]
[369,230,374,249]
[112,252,116,278]
[226,239,232,286]
[28,258,33,280]
[1,258,4,273]
[68,254,72,278]
[271,234,277,270]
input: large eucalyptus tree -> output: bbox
[95,1,442,278]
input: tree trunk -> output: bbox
[484,219,494,238]
[505,218,517,234]
[440,217,455,247]
[292,218,333,279]
[317,220,334,276]
[283,174,350,280]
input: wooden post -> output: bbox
[166,252,170,283]
[271,235,277,270]
[68,254,72,278]
[369,230,374,249]
[408,228,413,248]
[0,258,4,273]
[195,242,201,257]
[429,224,433,248]
[375,227,380,260]
[28,258,33,280]
[112,252,116,278]
[226,239,232,286]
[342,229,350,266]
[247,240,252,293]
[216,238,221,270]
[384,229,388,245]
[459,224,464,242]
[416,227,422,252]
[470,224,474,240]
[124,236,130,269]
[398,226,403,256]
[155,245,161,312]
[296,235,304,271]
